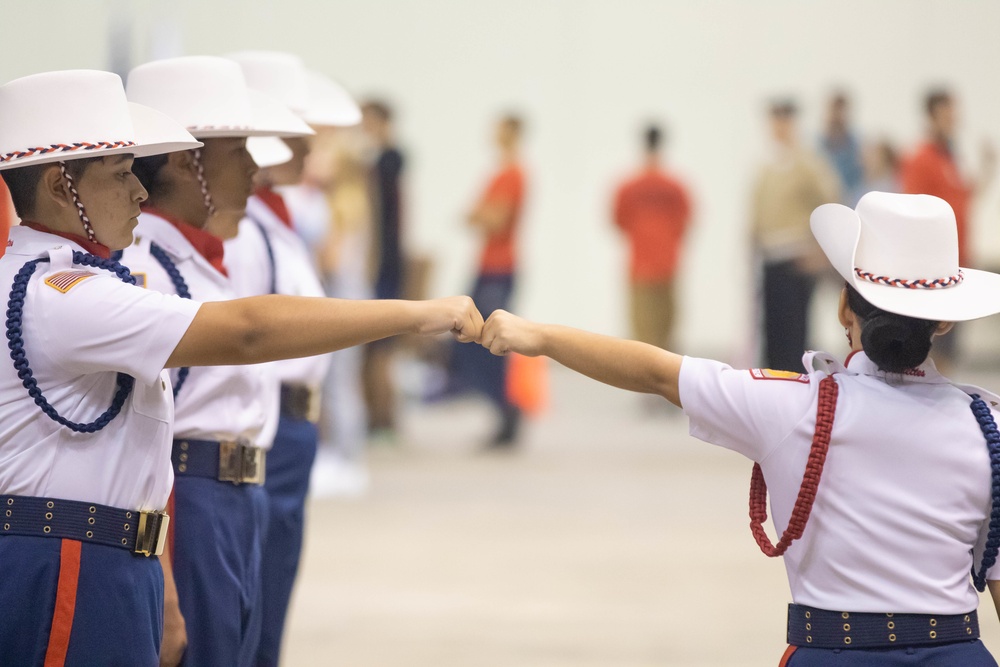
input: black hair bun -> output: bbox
[860,312,935,373]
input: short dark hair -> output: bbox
[131,153,171,200]
[644,124,664,152]
[925,88,952,117]
[1,157,99,219]
[500,113,524,135]
[362,100,393,123]
[769,98,798,118]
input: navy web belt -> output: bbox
[787,603,979,649]
[0,494,168,556]
[172,438,265,486]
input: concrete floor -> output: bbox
[281,364,1000,666]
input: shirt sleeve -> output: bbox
[678,356,818,462]
[31,271,201,386]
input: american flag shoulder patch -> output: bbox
[44,270,97,293]
[749,368,810,383]
[131,272,147,288]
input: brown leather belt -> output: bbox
[280,383,321,423]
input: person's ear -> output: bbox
[837,287,855,329]
[38,164,73,210]
[934,321,955,336]
[162,150,198,186]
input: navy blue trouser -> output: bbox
[451,272,515,409]
[782,640,997,665]
[172,476,268,667]
[0,535,163,666]
[255,415,319,667]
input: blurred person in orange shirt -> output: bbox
[751,99,841,373]
[0,178,13,257]
[452,113,527,447]
[901,89,996,370]
[612,123,692,355]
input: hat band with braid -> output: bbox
[58,161,97,242]
[191,148,216,217]
[854,267,964,290]
[0,140,136,165]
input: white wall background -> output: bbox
[4,0,1000,362]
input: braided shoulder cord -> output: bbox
[247,216,278,295]
[969,394,1000,591]
[147,243,192,398]
[749,375,839,557]
[6,251,136,432]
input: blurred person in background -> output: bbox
[312,126,374,489]
[450,113,527,447]
[862,139,901,194]
[751,99,841,373]
[901,88,996,373]
[612,122,692,409]
[361,100,405,442]
[820,91,864,206]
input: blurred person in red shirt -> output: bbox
[612,123,692,354]
[901,89,996,370]
[0,178,13,257]
[451,113,527,446]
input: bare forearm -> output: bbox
[168,295,478,368]
[536,324,683,405]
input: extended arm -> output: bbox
[167,295,481,368]
[479,310,683,406]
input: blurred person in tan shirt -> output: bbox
[752,99,840,372]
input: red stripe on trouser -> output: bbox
[43,539,82,667]
[778,645,797,667]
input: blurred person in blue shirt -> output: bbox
[820,91,864,206]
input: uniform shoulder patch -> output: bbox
[131,272,147,288]
[44,270,97,293]
[749,368,810,383]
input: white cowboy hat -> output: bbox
[125,56,313,140]
[811,191,1000,322]
[304,70,361,127]
[245,136,293,168]
[228,51,360,128]
[0,69,201,172]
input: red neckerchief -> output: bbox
[19,221,111,259]
[142,207,228,277]
[254,186,294,229]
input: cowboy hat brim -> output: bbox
[811,202,1000,322]
[0,102,202,171]
[189,90,315,139]
[246,136,293,168]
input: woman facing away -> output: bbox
[478,191,1000,666]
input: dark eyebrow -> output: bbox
[106,154,132,166]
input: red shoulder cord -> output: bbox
[749,375,839,557]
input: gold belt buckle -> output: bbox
[134,510,170,557]
[218,439,265,485]
[306,385,321,424]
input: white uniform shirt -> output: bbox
[680,350,997,614]
[225,193,331,387]
[122,211,276,449]
[0,226,199,510]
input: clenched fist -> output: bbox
[480,310,545,357]
[415,296,485,343]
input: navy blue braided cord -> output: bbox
[148,243,192,397]
[6,252,136,432]
[114,244,192,397]
[247,216,278,295]
[970,393,1000,591]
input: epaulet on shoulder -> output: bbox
[804,350,847,375]
[955,382,1000,411]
